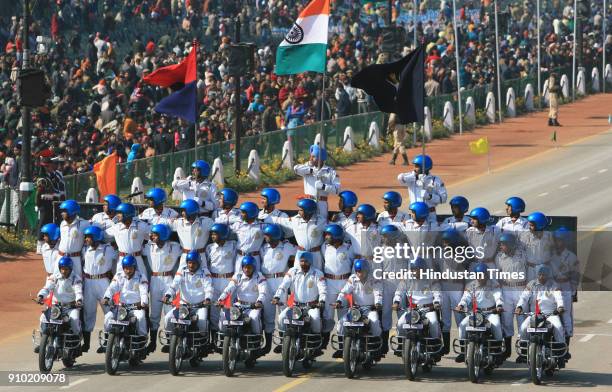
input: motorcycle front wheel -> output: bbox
[105,333,121,375]
[222,336,237,377]
[169,335,184,376]
[403,338,418,381]
[343,336,358,379]
[467,341,480,383]
[529,342,543,385]
[282,335,297,377]
[38,333,54,373]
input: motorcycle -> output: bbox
[159,301,211,376]
[452,308,505,383]
[390,306,443,380]
[515,311,568,385]
[275,302,323,377]
[32,301,82,373]
[216,303,264,377]
[99,303,148,375]
[330,305,382,379]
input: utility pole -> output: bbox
[388,0,393,26]
[233,16,242,174]
[19,0,33,230]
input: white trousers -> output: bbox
[323,279,348,332]
[440,286,465,333]
[83,277,110,332]
[502,287,526,337]
[149,275,173,331]
[263,277,284,333]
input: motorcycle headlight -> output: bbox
[178,305,189,320]
[291,306,303,320]
[469,312,485,327]
[118,306,128,321]
[410,310,420,324]
[350,308,362,323]
[230,306,241,321]
[50,305,61,320]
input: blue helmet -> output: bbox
[499,233,517,247]
[59,200,80,217]
[121,255,137,268]
[263,224,282,241]
[240,201,259,220]
[116,203,136,219]
[356,204,376,221]
[450,196,469,213]
[474,262,488,274]
[441,228,460,245]
[83,226,103,242]
[103,194,121,212]
[409,257,427,270]
[220,188,238,206]
[536,264,551,277]
[383,191,402,209]
[309,144,327,161]
[409,202,429,221]
[41,223,60,241]
[180,199,200,216]
[186,250,201,264]
[210,223,230,240]
[297,198,317,215]
[553,226,571,242]
[298,251,313,264]
[354,259,369,272]
[528,212,549,231]
[145,188,167,206]
[58,256,73,270]
[505,196,526,215]
[261,188,281,205]
[339,190,358,208]
[469,207,491,225]
[324,224,344,241]
[151,224,171,241]
[381,224,400,237]
[241,255,256,268]
[412,154,433,171]
[191,160,211,177]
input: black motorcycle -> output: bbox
[275,303,323,377]
[160,302,211,376]
[99,303,148,375]
[217,303,264,377]
[331,305,382,379]
[453,308,505,383]
[515,311,568,385]
[33,301,82,373]
[390,306,443,380]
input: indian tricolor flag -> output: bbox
[275,0,329,75]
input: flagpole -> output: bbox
[494,0,503,123]
[194,40,199,161]
[487,138,491,174]
[413,0,419,147]
[452,0,463,134]
[603,0,607,94]
[537,0,542,109]
[572,0,577,102]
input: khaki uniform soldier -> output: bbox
[388,113,409,165]
[548,73,561,126]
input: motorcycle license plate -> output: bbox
[171,318,191,325]
[284,319,304,325]
[45,319,63,324]
[466,326,486,331]
[110,320,129,325]
[402,324,423,329]
[343,322,364,327]
[527,328,548,333]
[229,320,244,325]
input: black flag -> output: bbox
[351,46,424,124]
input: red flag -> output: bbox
[112,292,121,305]
[472,295,477,313]
[222,295,232,309]
[43,290,54,307]
[143,44,197,88]
[172,291,181,309]
[286,292,295,307]
[535,299,540,315]
[408,294,414,309]
[345,293,353,308]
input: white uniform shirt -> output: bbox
[517,279,564,314]
[397,171,448,208]
[400,219,440,248]
[213,207,242,225]
[38,272,83,303]
[394,278,442,304]
[321,242,355,275]
[465,226,499,263]
[519,231,554,268]
[495,249,528,284]
[166,266,214,304]
[59,218,91,254]
[206,241,239,274]
[139,207,179,225]
[230,221,265,254]
[441,216,471,232]
[104,270,149,305]
[275,267,327,303]
[458,280,503,309]
[258,208,288,222]
[260,241,296,276]
[82,244,117,275]
[143,241,182,273]
[42,242,60,275]
[345,222,381,259]
[172,176,218,212]
[338,275,383,305]
[377,210,411,227]
[293,163,340,197]
[270,214,327,251]
[169,216,214,251]
[90,212,117,242]
[551,248,579,288]
[219,272,268,303]
[496,216,529,232]
[106,219,151,254]
[332,211,357,232]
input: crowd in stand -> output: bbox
[0,0,609,183]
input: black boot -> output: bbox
[504,337,512,359]
[455,353,465,363]
[82,331,91,353]
[564,337,571,360]
[381,330,389,355]
[96,333,108,353]
[258,333,273,357]
[401,153,409,166]
[442,332,450,355]
[321,332,330,350]
[548,118,554,126]
[553,119,562,127]
[147,330,157,353]
[389,153,397,165]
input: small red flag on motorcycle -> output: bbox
[286,292,295,307]
[112,291,121,305]
[345,293,353,308]
[472,295,477,313]
[172,291,181,308]
[535,299,540,315]
[408,294,414,309]
[222,295,232,309]
[43,290,54,307]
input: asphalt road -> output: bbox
[1,130,612,392]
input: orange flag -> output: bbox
[286,292,295,307]
[112,291,121,305]
[93,152,118,199]
[222,295,232,309]
[172,291,181,308]
[43,290,54,307]
[345,293,353,308]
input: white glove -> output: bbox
[315,180,326,191]
[40,194,54,200]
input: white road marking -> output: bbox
[511,378,529,386]
[579,334,595,342]
[560,184,569,189]
[538,192,549,197]
[607,318,612,324]
[60,378,89,390]
[579,176,589,181]
[598,169,608,174]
